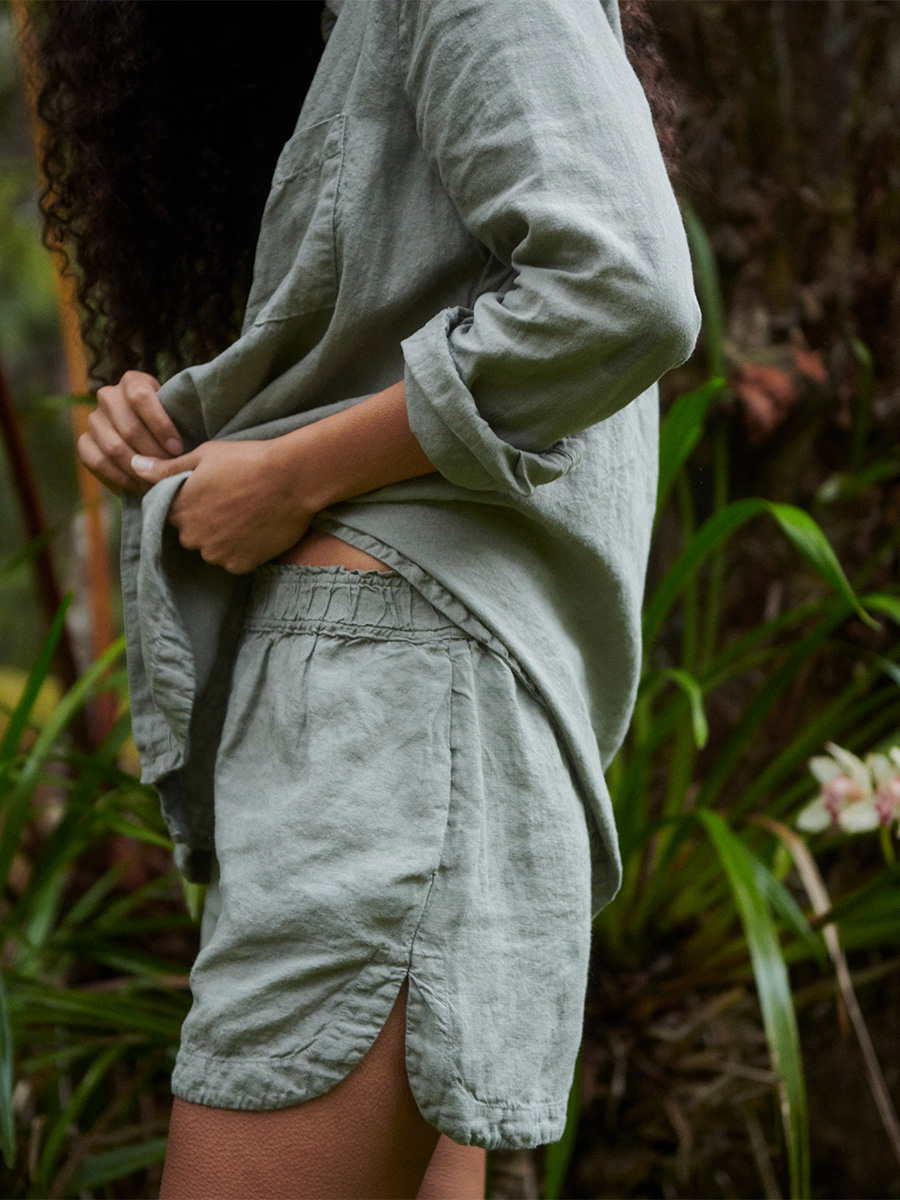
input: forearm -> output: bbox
[268,380,437,514]
[129,379,438,576]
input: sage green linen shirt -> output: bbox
[121,0,701,916]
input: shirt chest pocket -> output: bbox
[244,114,346,328]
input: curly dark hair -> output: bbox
[24,0,683,387]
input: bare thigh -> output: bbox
[161,978,440,1200]
[163,533,487,1199]
[418,1138,487,1200]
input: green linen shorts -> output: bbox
[170,562,592,1150]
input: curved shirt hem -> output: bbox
[309,511,623,917]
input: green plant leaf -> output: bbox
[92,811,173,848]
[97,875,182,930]
[726,663,899,821]
[816,457,900,504]
[23,868,67,958]
[865,592,900,626]
[703,597,838,693]
[809,864,900,933]
[55,934,189,981]
[0,969,15,1169]
[0,527,60,586]
[698,810,810,1200]
[0,636,126,891]
[645,499,875,647]
[658,667,709,748]
[31,392,96,411]
[681,197,726,379]
[70,1137,168,1191]
[873,657,900,687]
[181,879,207,923]
[11,981,189,1040]
[839,913,900,952]
[645,499,767,644]
[542,1052,582,1200]
[38,1043,124,1188]
[0,593,71,767]
[657,377,726,516]
[19,1037,137,1075]
[766,502,879,630]
[749,856,826,967]
[57,863,130,933]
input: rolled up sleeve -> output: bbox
[398,0,702,495]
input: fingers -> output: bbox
[130,446,202,483]
[82,369,183,495]
[76,431,141,496]
[120,370,183,456]
[85,406,155,492]
[96,370,182,461]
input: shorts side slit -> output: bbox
[171,563,593,1150]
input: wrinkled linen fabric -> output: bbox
[121,0,702,916]
[172,565,592,1148]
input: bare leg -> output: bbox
[160,978,440,1200]
[164,535,482,1198]
[417,1138,487,1200]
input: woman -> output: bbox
[31,0,701,1196]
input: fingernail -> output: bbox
[131,455,156,475]
[166,438,183,455]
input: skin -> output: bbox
[81,370,435,572]
[80,371,488,1198]
[161,980,486,1200]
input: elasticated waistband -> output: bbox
[244,563,467,638]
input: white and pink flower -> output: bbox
[796,741,900,834]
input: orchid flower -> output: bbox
[796,741,900,835]
[867,746,900,826]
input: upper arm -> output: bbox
[396,0,701,489]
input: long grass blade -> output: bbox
[645,500,873,647]
[729,670,900,821]
[57,864,129,933]
[695,615,856,812]
[680,197,727,379]
[0,636,126,890]
[698,810,809,1199]
[0,969,15,1169]
[37,1043,123,1188]
[658,667,709,748]
[767,503,878,630]
[0,527,59,586]
[11,981,189,1040]
[759,817,900,1168]
[0,593,71,767]
[809,863,900,931]
[748,856,826,967]
[656,376,726,516]
[864,592,900,625]
[19,1037,140,1075]
[542,1052,582,1200]
[70,1137,168,1192]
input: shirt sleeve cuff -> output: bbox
[402,306,583,497]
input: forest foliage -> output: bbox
[1,2,899,1198]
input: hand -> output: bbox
[131,439,316,575]
[78,370,183,495]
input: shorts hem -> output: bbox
[171,957,569,1151]
[409,1093,569,1151]
[172,957,408,1111]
